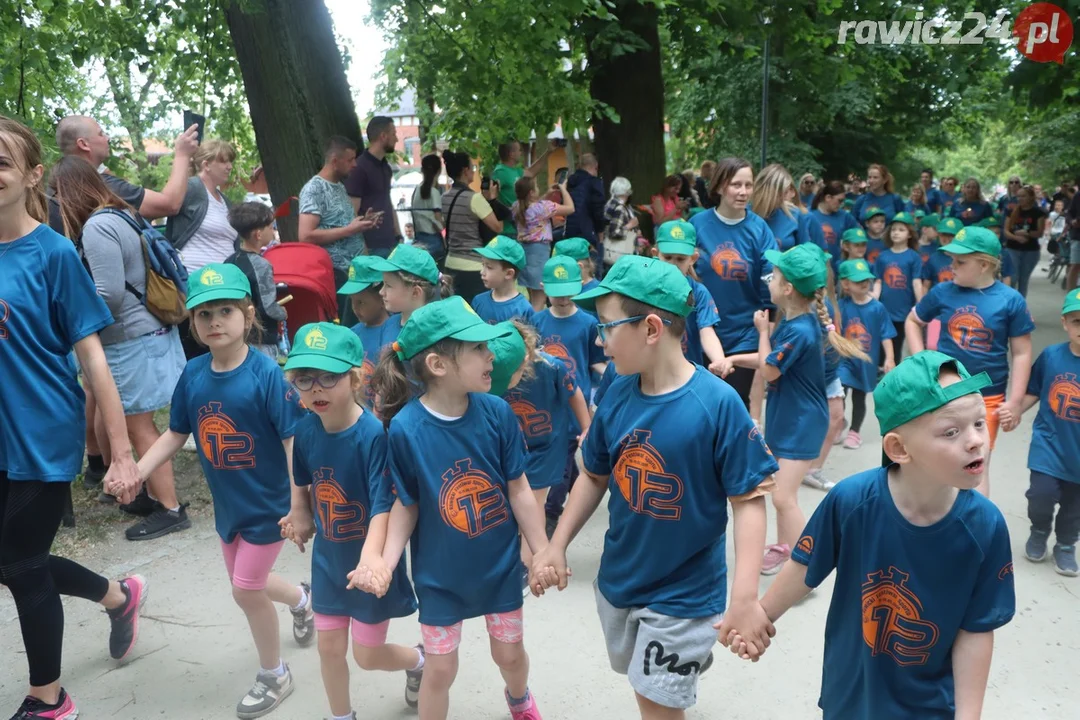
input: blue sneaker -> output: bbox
[1053,544,1078,577]
[1025,530,1050,562]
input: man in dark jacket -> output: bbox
[563,153,606,249]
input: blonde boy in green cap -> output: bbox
[727,351,1015,720]
[338,255,401,407]
[531,255,779,719]
[472,235,536,324]
[554,236,599,292]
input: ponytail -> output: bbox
[370,338,465,428]
[436,272,454,300]
[813,288,870,362]
[509,318,541,384]
[393,269,455,305]
[514,175,535,230]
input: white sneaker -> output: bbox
[182,435,198,453]
[802,469,835,491]
[236,666,293,719]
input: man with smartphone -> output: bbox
[344,116,400,258]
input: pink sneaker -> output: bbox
[761,544,791,576]
[11,689,78,719]
[506,689,542,720]
[843,430,862,449]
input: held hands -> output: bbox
[279,507,315,553]
[528,544,571,596]
[708,356,735,378]
[347,555,393,598]
[997,400,1021,432]
[883,357,896,373]
[753,309,771,334]
[716,599,776,662]
[104,454,143,505]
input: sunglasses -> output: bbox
[292,372,346,391]
[596,315,671,342]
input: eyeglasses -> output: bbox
[596,315,671,342]
[292,372,346,391]
[1008,180,1021,185]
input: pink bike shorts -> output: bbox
[421,608,524,656]
[313,614,391,648]
[220,537,284,591]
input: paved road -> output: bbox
[2,262,1078,719]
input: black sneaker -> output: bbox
[125,504,191,541]
[290,582,314,646]
[119,487,160,517]
[1025,529,1050,562]
[10,689,78,719]
[404,644,424,708]
[82,464,106,490]
[97,491,118,505]
[106,575,147,661]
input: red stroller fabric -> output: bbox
[264,242,339,346]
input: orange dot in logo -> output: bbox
[440,475,498,536]
[947,309,985,345]
[613,445,664,506]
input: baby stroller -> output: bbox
[264,242,339,350]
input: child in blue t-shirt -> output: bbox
[364,298,551,719]
[906,227,1034,497]
[531,255,778,717]
[873,212,925,364]
[340,255,402,408]
[1006,290,1080,577]
[136,264,312,718]
[282,323,423,719]
[862,206,888,266]
[534,255,607,399]
[837,260,896,451]
[653,220,732,374]
[373,243,453,326]
[727,351,1016,720]
[977,216,1016,287]
[554,236,600,294]
[471,235,536,324]
[728,245,869,575]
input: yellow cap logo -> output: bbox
[857,261,867,270]
[956,228,967,241]
[670,225,685,240]
[305,327,328,350]
[554,265,569,280]
[200,268,224,286]
[347,265,356,280]
[1074,290,1080,300]
[462,297,478,316]
[389,245,401,261]
[487,238,499,248]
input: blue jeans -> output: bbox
[1008,248,1040,298]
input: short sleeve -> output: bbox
[539,200,558,222]
[693,283,720,330]
[298,181,322,217]
[292,428,312,487]
[470,193,494,219]
[555,360,579,403]
[802,212,826,249]
[48,241,112,346]
[168,369,192,434]
[367,430,393,515]
[496,399,527,481]
[713,394,778,497]
[790,486,844,587]
[879,306,897,339]
[914,284,942,323]
[387,421,419,506]
[581,402,612,476]
[102,174,146,210]
[960,510,1016,632]
[766,321,813,375]
[1007,294,1036,337]
[264,364,306,439]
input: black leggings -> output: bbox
[890,321,906,365]
[846,387,867,433]
[723,366,755,411]
[0,474,109,686]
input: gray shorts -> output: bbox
[594,581,719,710]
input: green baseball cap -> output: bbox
[573,255,692,317]
[839,258,876,283]
[914,209,926,220]
[338,255,384,295]
[939,226,1001,257]
[475,235,526,270]
[371,243,439,285]
[937,217,963,236]
[487,321,527,396]
[553,237,591,261]
[1063,287,1080,315]
[655,220,697,255]
[863,205,886,221]
[976,216,1000,229]
[543,255,583,297]
[186,263,252,309]
[923,213,941,228]
[892,211,915,226]
[874,351,991,433]
[764,245,828,296]
[842,228,868,244]
[393,296,511,360]
[284,322,365,373]
[843,198,855,209]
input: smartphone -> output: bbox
[481,176,492,192]
[183,110,206,144]
[555,167,569,184]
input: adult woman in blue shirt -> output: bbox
[852,163,905,227]
[0,116,146,720]
[811,180,860,272]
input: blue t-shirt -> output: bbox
[387,393,526,626]
[1026,343,1080,484]
[837,298,895,393]
[766,207,826,252]
[904,201,930,215]
[914,281,1035,396]
[0,224,113,482]
[682,277,721,364]
[920,250,954,286]
[470,291,536,325]
[997,195,1019,218]
[170,349,306,544]
[351,314,402,408]
[917,241,939,267]
[812,209,859,273]
[874,248,924,322]
[765,313,828,459]
[582,278,600,293]
[950,200,994,226]
[865,237,887,267]
[853,192,905,227]
[582,367,778,617]
[593,362,619,409]
[924,187,943,214]
[504,352,578,489]
[293,411,417,623]
[793,467,1015,720]
[534,307,603,398]
[939,192,959,215]
[691,209,778,354]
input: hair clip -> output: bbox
[392,340,406,360]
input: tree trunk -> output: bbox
[224,0,359,240]
[587,1,666,212]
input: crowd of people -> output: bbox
[2,108,1080,720]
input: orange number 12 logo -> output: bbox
[0,300,10,340]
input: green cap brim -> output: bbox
[369,257,401,273]
[656,241,695,256]
[843,271,876,283]
[882,371,992,433]
[572,285,611,311]
[449,321,513,345]
[185,287,248,310]
[283,354,355,374]
[337,280,375,295]
[1064,302,1080,316]
[939,244,977,255]
[544,280,583,297]
[763,249,783,266]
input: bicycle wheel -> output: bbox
[1049,260,1063,284]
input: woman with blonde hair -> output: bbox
[753,164,826,252]
[905,183,930,215]
[852,163,905,226]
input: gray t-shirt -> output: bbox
[299,175,366,270]
[81,210,164,345]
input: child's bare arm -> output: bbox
[952,629,994,720]
[507,475,548,555]
[532,469,608,593]
[136,429,188,480]
[381,499,419,572]
[758,330,781,383]
[905,309,927,353]
[715,495,775,659]
[569,388,591,436]
[759,559,814,624]
[348,512,393,596]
